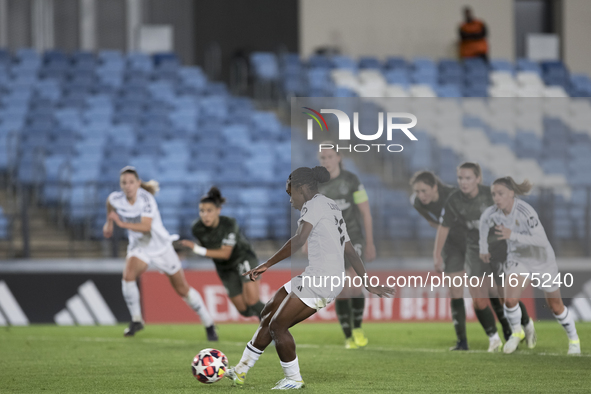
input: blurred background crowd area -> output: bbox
[0,0,590,259]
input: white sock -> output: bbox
[235,341,264,375]
[489,332,500,342]
[280,356,302,382]
[504,304,523,334]
[183,287,214,327]
[554,307,579,341]
[121,280,143,322]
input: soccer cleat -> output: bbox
[523,319,537,349]
[502,326,512,342]
[488,335,503,353]
[568,339,581,355]
[345,337,358,349]
[449,339,469,351]
[271,378,305,390]
[352,328,368,347]
[503,331,525,354]
[205,325,219,342]
[123,321,144,337]
[225,367,246,386]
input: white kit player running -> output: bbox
[479,177,580,355]
[225,167,393,390]
[103,166,217,340]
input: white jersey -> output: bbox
[108,188,172,256]
[479,199,556,265]
[298,194,350,278]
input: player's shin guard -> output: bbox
[519,301,530,326]
[490,297,512,339]
[474,306,498,337]
[504,303,523,334]
[184,287,214,327]
[235,341,264,375]
[121,280,142,322]
[351,297,365,329]
[554,307,579,341]
[451,298,467,342]
[280,356,303,382]
[335,299,353,338]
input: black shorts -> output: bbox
[216,256,259,298]
[465,244,494,278]
[442,240,466,273]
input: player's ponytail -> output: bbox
[140,180,160,195]
[119,166,159,195]
[493,177,532,196]
[200,186,226,207]
[410,170,443,190]
[458,162,482,182]
[312,166,330,183]
[289,166,330,191]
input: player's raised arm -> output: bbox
[245,220,313,281]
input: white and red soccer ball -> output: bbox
[191,348,228,384]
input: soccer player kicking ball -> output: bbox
[479,177,580,355]
[226,167,394,389]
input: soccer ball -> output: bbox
[191,348,228,384]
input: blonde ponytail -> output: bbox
[141,180,160,195]
[493,177,532,196]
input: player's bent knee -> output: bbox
[268,317,286,338]
[473,298,488,310]
[505,298,519,308]
[122,272,136,282]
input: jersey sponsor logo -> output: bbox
[466,219,480,230]
[121,214,142,223]
[338,183,349,195]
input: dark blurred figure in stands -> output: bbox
[459,7,488,62]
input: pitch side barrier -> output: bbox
[1,258,591,324]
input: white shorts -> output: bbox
[504,258,560,293]
[283,275,343,311]
[127,244,182,276]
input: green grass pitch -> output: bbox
[1,322,590,393]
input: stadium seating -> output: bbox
[0,48,290,241]
[2,48,591,246]
[261,52,591,242]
